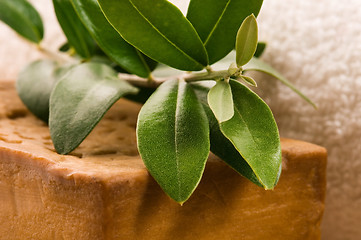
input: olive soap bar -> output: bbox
[0,82,327,239]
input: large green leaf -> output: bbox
[207,80,234,122]
[236,14,258,67]
[244,57,316,108]
[98,0,208,71]
[220,80,281,189]
[187,0,263,64]
[53,0,95,58]
[191,82,264,187]
[71,0,152,78]
[16,60,73,122]
[137,80,209,203]
[49,62,138,154]
[0,0,43,43]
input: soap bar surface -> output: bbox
[0,82,326,240]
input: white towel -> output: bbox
[258,1,361,239]
[0,0,360,239]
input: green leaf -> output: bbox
[59,42,70,52]
[187,0,263,64]
[254,41,266,58]
[16,60,73,122]
[244,57,317,108]
[98,0,208,71]
[220,80,281,189]
[71,0,152,78]
[190,82,265,187]
[236,14,258,67]
[49,62,138,154]
[0,0,43,43]
[53,0,95,58]
[240,75,257,87]
[207,80,234,122]
[137,80,209,203]
[227,62,239,76]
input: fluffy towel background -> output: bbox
[1,0,360,239]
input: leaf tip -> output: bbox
[53,141,72,155]
[310,101,318,110]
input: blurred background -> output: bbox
[1,0,361,239]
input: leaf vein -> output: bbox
[128,0,202,67]
[174,81,182,198]
[203,0,231,46]
[233,107,260,152]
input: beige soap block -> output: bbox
[0,82,326,240]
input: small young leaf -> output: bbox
[137,80,209,203]
[16,60,73,122]
[98,0,208,71]
[207,80,234,122]
[240,75,257,87]
[53,0,95,58]
[219,80,282,189]
[236,14,258,67]
[0,0,43,43]
[227,62,239,76]
[71,0,152,78]
[187,0,263,64]
[254,41,267,58]
[49,62,138,154]
[191,82,266,187]
[244,57,317,108]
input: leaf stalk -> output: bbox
[37,45,77,64]
[118,69,237,88]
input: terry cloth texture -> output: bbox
[0,0,360,239]
[257,1,361,239]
